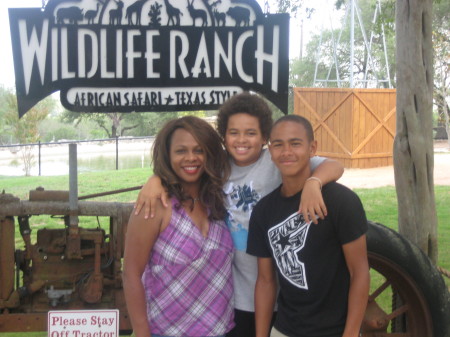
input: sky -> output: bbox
[0,0,337,90]
[1,0,40,89]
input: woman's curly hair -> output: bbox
[152,116,230,221]
[217,91,273,142]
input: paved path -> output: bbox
[339,141,450,188]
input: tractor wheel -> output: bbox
[363,221,450,337]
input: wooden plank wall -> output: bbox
[293,88,396,168]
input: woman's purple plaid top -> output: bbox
[142,198,235,336]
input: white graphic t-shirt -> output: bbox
[268,212,311,290]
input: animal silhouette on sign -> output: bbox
[109,0,124,25]
[210,0,222,7]
[85,3,100,24]
[227,6,250,27]
[126,0,148,25]
[187,0,207,27]
[56,6,84,24]
[163,0,182,26]
[213,9,225,26]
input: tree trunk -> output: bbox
[121,124,140,136]
[109,113,121,138]
[111,124,117,138]
[394,0,437,262]
[202,0,215,27]
[98,0,110,25]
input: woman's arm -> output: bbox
[123,202,166,337]
[300,159,344,224]
[134,175,168,219]
[342,235,370,337]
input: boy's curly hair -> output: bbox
[217,92,273,141]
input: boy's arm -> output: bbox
[342,235,370,337]
[255,257,277,337]
[300,159,344,224]
[134,175,168,219]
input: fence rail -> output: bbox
[0,136,155,176]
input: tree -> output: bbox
[0,86,11,144]
[433,0,450,146]
[394,0,437,262]
[1,88,56,175]
[372,0,448,147]
[288,0,396,90]
[60,111,145,138]
[277,0,438,262]
[59,108,184,138]
[137,111,179,136]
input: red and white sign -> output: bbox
[48,310,119,337]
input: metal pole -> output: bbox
[38,141,41,176]
[300,18,303,60]
[350,0,355,88]
[67,143,81,259]
[379,0,392,88]
[69,143,78,226]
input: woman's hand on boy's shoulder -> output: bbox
[134,175,168,219]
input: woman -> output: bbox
[123,116,234,337]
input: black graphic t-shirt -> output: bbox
[247,182,367,337]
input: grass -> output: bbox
[354,185,450,331]
[0,167,153,203]
[2,170,447,271]
[354,185,450,275]
[0,169,449,336]
[0,169,153,337]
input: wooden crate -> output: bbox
[293,88,396,168]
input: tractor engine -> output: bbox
[0,190,133,332]
[18,216,108,308]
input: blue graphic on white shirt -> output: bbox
[268,212,311,289]
[225,182,261,252]
[230,184,259,212]
[226,217,248,251]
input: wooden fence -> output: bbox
[293,88,396,168]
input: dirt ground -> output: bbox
[338,140,450,189]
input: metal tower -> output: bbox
[313,0,392,88]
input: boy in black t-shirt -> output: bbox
[247,115,369,337]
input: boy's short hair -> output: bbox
[271,114,315,142]
[217,91,273,141]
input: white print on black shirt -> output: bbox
[268,212,311,289]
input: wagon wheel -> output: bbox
[362,221,450,337]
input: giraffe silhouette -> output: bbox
[85,3,100,24]
[163,0,182,26]
[125,0,148,25]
